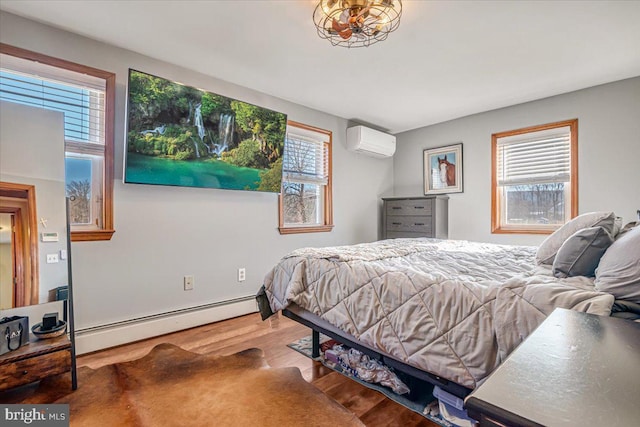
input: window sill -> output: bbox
[492,226,554,235]
[279,225,334,235]
[71,229,115,242]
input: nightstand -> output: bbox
[465,309,640,426]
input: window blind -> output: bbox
[283,132,328,186]
[0,53,105,145]
[497,126,571,186]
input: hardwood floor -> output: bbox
[78,312,439,427]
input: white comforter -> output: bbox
[263,238,615,388]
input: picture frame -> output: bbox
[424,143,463,195]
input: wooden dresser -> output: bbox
[382,196,448,240]
[0,334,71,391]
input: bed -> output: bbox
[257,217,640,399]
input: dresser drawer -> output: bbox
[381,196,448,240]
[385,231,433,239]
[386,215,432,234]
[0,348,71,390]
[385,199,433,216]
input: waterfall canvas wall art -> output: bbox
[124,69,287,192]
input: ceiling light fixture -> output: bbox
[313,0,402,48]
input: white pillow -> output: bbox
[613,216,623,236]
[595,226,640,303]
[535,211,616,265]
[616,221,639,240]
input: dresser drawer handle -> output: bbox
[22,370,28,375]
[414,206,424,209]
[392,222,402,225]
[391,206,402,210]
[414,223,425,226]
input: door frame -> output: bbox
[0,181,39,306]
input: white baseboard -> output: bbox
[75,297,257,355]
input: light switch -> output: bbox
[60,249,67,260]
[46,253,59,264]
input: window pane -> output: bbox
[492,119,577,233]
[503,183,566,226]
[283,182,321,226]
[279,121,332,234]
[65,157,92,225]
[0,71,103,143]
[282,137,327,185]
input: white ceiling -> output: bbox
[1,1,639,134]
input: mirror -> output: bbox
[0,101,69,309]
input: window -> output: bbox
[0,44,115,241]
[279,121,333,234]
[492,119,578,234]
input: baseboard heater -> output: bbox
[76,295,256,334]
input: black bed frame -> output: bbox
[282,307,472,400]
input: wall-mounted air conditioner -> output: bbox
[346,125,396,158]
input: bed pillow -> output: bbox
[613,216,623,236]
[535,211,616,265]
[595,226,640,303]
[552,226,613,278]
[615,221,639,240]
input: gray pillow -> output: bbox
[552,227,614,278]
[536,211,616,265]
[595,226,640,303]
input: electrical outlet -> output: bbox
[238,268,246,282]
[46,253,59,264]
[184,275,194,290]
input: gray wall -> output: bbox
[0,12,394,330]
[394,77,640,246]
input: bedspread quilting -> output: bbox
[263,238,614,388]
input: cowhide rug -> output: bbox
[13,343,364,426]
